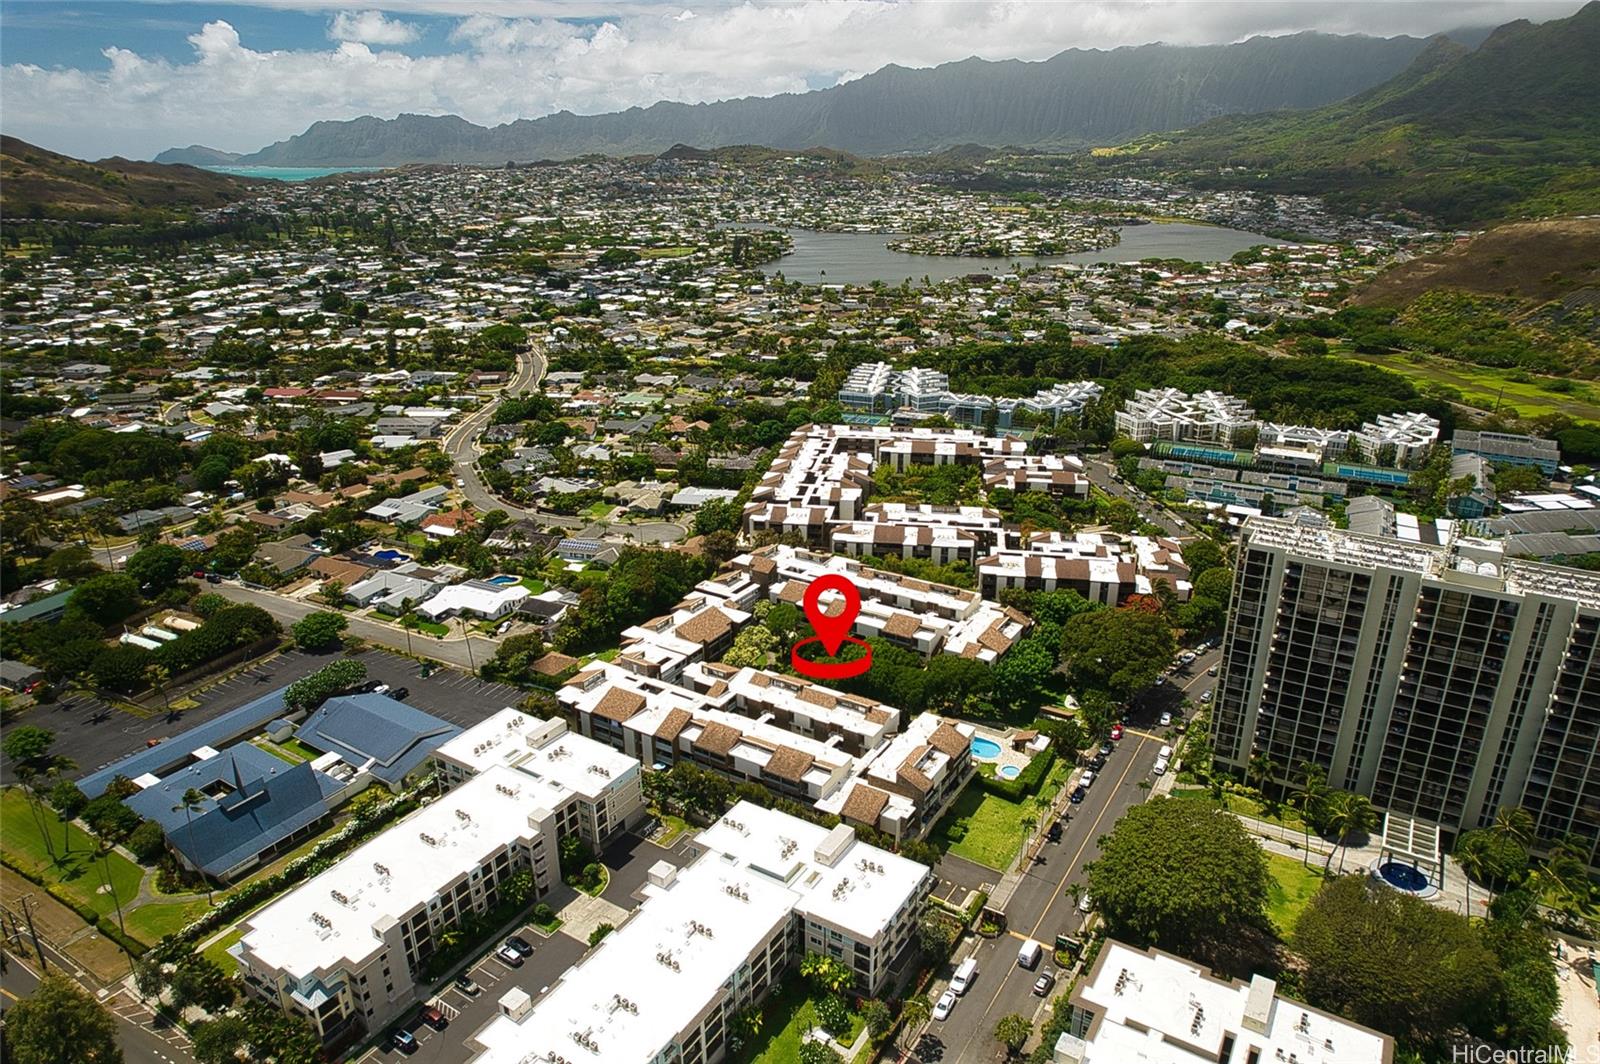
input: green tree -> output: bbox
[174,786,213,904]
[1085,798,1271,960]
[291,610,348,650]
[994,1013,1032,1057]
[168,954,234,1012]
[721,625,777,668]
[282,658,366,710]
[916,911,960,958]
[126,544,187,594]
[588,922,614,946]
[190,1015,250,1064]
[1061,607,1176,698]
[989,635,1055,709]
[861,998,893,1040]
[1295,876,1497,1048]
[5,973,124,1064]
[91,645,152,693]
[66,572,142,626]
[1292,761,1329,864]
[1322,790,1379,872]
[899,996,931,1050]
[3,724,55,766]
[800,952,854,995]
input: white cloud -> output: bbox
[329,9,421,45]
[0,1,1585,160]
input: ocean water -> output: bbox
[201,166,388,181]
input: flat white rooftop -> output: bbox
[469,843,796,1064]
[697,801,928,942]
[238,765,547,978]
[1072,941,1391,1064]
[432,710,637,800]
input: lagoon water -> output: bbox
[758,221,1289,285]
[201,166,387,181]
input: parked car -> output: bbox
[419,1006,447,1031]
[390,686,409,702]
[146,737,168,748]
[1153,758,1169,776]
[453,975,481,996]
[1201,690,1213,703]
[933,989,957,1021]
[1078,891,1094,914]
[1098,742,1114,757]
[1179,651,1196,664]
[1207,664,1219,676]
[1046,822,1063,843]
[372,683,391,695]
[390,1030,418,1054]
[950,956,978,995]
[1078,771,1096,789]
[506,935,534,956]
[495,946,524,967]
[1158,745,1174,760]
[1033,969,1057,996]
[1088,754,1106,771]
[1109,724,1124,741]
[205,573,222,584]
[1155,676,1167,686]
[1069,785,1087,805]
[1016,939,1044,970]
[1159,711,1173,727]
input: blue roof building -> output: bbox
[124,744,337,881]
[294,693,459,791]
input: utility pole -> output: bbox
[19,894,47,972]
[459,616,477,673]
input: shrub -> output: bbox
[815,993,852,1036]
[588,922,614,947]
[978,748,1057,801]
[127,820,168,863]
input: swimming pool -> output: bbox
[486,575,520,587]
[374,549,411,562]
[1376,861,1430,893]
[997,765,1021,780]
[971,737,1002,760]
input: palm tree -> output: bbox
[173,787,213,904]
[1246,752,1280,805]
[1293,761,1329,866]
[898,996,931,1052]
[1534,836,1594,930]
[1324,791,1379,873]
[1454,831,1490,918]
[1492,806,1535,849]
[1020,814,1039,852]
[13,770,58,864]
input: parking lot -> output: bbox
[2,647,528,789]
[354,829,695,1064]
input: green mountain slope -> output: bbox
[0,136,263,221]
[1115,2,1600,224]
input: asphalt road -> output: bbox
[2,941,195,1064]
[924,648,1221,1063]
[440,344,586,531]
[208,584,503,671]
[1081,456,1189,538]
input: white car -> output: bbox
[1078,891,1094,914]
[1153,758,1169,776]
[933,989,957,1022]
[1078,770,1096,789]
[1201,690,1214,703]
[1158,745,1174,760]
[1180,652,1196,664]
[1159,711,1173,727]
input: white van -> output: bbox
[1017,939,1044,970]
[951,957,978,995]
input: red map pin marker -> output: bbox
[803,574,860,656]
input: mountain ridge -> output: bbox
[157,31,1433,167]
[0,136,263,220]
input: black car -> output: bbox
[506,935,535,957]
[389,686,410,702]
[1089,754,1107,771]
[1068,786,1087,805]
[1046,822,1063,843]
[1098,742,1114,757]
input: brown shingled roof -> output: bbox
[692,721,742,756]
[675,608,733,645]
[655,707,692,742]
[530,651,579,676]
[764,745,815,782]
[928,723,970,758]
[796,688,838,709]
[592,687,647,723]
[840,784,890,826]
[565,669,602,688]
[884,613,922,639]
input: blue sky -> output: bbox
[0,1,1585,161]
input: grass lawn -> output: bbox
[582,502,612,519]
[1168,786,1307,832]
[640,246,696,259]
[740,981,865,1064]
[519,577,546,594]
[0,790,146,921]
[125,898,210,944]
[1265,854,1328,937]
[653,811,693,846]
[417,620,449,637]
[932,779,1058,871]
[1335,350,1600,422]
[201,926,246,971]
[253,739,301,765]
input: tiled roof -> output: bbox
[928,723,970,759]
[675,607,733,645]
[764,745,814,782]
[692,720,742,756]
[530,652,580,676]
[840,784,890,826]
[655,708,693,741]
[593,687,647,723]
[884,613,923,639]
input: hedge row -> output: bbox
[978,747,1057,802]
[1,855,149,957]
[149,788,420,960]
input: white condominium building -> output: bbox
[1115,388,1258,445]
[1053,940,1393,1064]
[736,544,1031,663]
[681,661,900,757]
[831,503,1008,567]
[430,710,645,850]
[816,711,977,842]
[232,766,559,1046]
[613,592,753,683]
[837,362,1101,427]
[982,454,1091,498]
[1348,411,1440,468]
[468,803,931,1064]
[978,531,1191,606]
